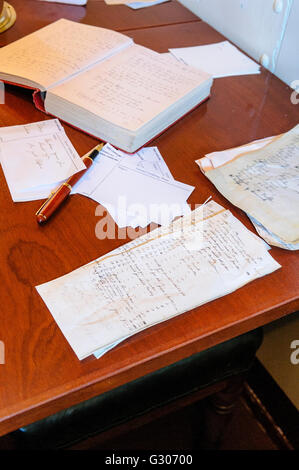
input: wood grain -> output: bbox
[0,0,198,46]
[0,10,298,436]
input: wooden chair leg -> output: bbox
[194,374,246,449]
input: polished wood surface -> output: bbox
[0,0,198,46]
[0,4,298,437]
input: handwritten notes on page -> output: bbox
[196,124,299,249]
[0,19,133,90]
[36,200,280,360]
[0,131,192,227]
[74,144,193,227]
[0,119,85,202]
[169,41,260,78]
[47,43,211,134]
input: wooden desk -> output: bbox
[0,8,298,438]
[0,0,198,45]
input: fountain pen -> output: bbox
[36,143,104,225]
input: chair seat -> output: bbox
[17,328,263,449]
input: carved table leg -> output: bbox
[195,374,246,449]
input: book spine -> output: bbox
[0,79,48,114]
[32,90,47,113]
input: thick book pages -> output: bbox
[45,43,212,152]
[0,19,213,153]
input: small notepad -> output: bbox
[0,119,85,202]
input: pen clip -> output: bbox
[35,189,57,216]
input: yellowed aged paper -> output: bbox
[195,136,275,173]
[205,124,299,245]
[36,201,280,360]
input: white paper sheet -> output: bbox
[126,0,169,9]
[39,0,87,4]
[169,41,260,78]
[0,120,85,202]
[74,144,193,227]
[36,200,280,360]
[105,0,158,4]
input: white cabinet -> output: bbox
[179,0,298,87]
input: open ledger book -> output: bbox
[36,200,280,360]
[0,19,213,153]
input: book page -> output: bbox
[36,201,280,360]
[47,44,211,132]
[206,124,299,245]
[0,19,133,90]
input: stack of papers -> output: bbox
[169,41,260,78]
[36,200,280,360]
[0,119,193,228]
[196,125,299,250]
[0,120,85,202]
[197,136,275,173]
[74,143,194,228]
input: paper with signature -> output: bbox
[196,125,299,248]
[0,119,85,202]
[74,143,193,228]
[36,200,280,360]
